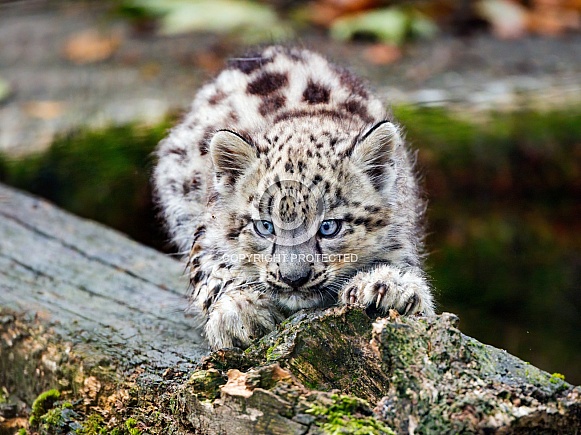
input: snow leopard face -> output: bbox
[207,116,410,311]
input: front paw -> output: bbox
[340,267,434,316]
[204,290,284,349]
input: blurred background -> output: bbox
[0,0,579,384]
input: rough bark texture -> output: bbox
[1,183,579,434]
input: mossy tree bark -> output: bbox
[1,183,579,434]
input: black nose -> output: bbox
[280,269,311,288]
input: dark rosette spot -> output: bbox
[247,72,288,96]
[303,80,330,104]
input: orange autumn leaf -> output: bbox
[363,43,402,65]
[321,0,381,14]
[309,0,381,26]
[527,0,581,34]
[64,29,121,64]
[24,101,66,120]
[196,51,226,74]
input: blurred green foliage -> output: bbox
[331,7,437,45]
[0,122,172,252]
[395,105,581,383]
[0,106,579,383]
[117,0,292,42]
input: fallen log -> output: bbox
[0,183,579,434]
[0,183,205,433]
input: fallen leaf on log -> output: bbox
[363,43,402,65]
[23,101,66,120]
[63,29,121,64]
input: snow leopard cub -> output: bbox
[154,46,435,349]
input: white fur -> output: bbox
[153,46,435,349]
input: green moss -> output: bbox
[18,429,27,435]
[188,369,226,400]
[280,318,292,327]
[29,389,60,426]
[28,398,128,435]
[368,314,577,432]
[30,398,83,434]
[302,379,321,390]
[265,345,275,361]
[43,407,65,426]
[307,394,395,435]
[265,340,284,362]
[549,372,568,390]
[76,414,109,435]
[80,414,104,434]
[76,414,140,435]
[125,418,141,435]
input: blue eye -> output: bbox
[254,220,275,237]
[319,220,341,238]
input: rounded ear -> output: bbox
[210,130,258,184]
[351,121,402,190]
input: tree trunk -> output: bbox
[1,183,579,434]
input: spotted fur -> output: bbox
[153,46,435,349]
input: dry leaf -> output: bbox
[0,417,28,431]
[363,43,402,65]
[321,0,380,16]
[83,376,102,405]
[528,1,581,34]
[270,365,292,382]
[196,51,225,74]
[477,0,528,39]
[309,0,380,26]
[105,389,130,411]
[309,3,346,26]
[388,308,400,320]
[221,369,253,398]
[64,29,121,64]
[24,101,66,120]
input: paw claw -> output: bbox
[347,287,357,305]
[341,267,432,316]
[401,294,419,315]
[375,284,387,308]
